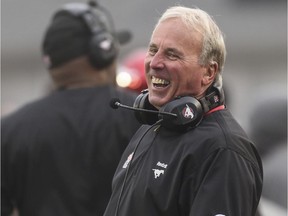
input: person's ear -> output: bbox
[202,61,218,86]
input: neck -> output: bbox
[50,56,116,90]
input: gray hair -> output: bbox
[154,6,226,76]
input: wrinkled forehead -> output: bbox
[154,17,203,39]
[151,18,203,50]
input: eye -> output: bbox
[166,50,179,60]
[148,46,158,56]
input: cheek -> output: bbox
[174,67,203,94]
[144,57,151,74]
[144,64,151,85]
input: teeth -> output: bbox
[152,76,170,85]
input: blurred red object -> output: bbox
[116,48,147,93]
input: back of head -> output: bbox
[155,6,226,74]
[42,1,131,70]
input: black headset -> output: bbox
[60,1,119,69]
[133,79,225,131]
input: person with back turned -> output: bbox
[104,5,263,216]
[1,1,140,216]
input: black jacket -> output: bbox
[1,86,141,216]
[104,108,263,216]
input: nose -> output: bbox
[149,52,164,70]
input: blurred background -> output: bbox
[1,0,287,215]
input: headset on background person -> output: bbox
[60,1,118,69]
[43,0,131,70]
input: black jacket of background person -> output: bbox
[1,85,141,216]
[104,108,263,216]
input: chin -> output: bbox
[149,95,168,109]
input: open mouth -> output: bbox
[152,76,170,88]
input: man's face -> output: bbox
[145,18,210,109]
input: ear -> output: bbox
[202,61,218,86]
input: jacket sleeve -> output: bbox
[1,117,18,216]
[1,143,14,216]
[179,148,263,216]
[1,181,14,216]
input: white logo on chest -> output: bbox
[152,169,164,178]
[152,161,168,179]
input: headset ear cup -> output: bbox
[159,96,204,131]
[89,32,118,69]
[133,90,159,125]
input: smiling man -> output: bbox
[104,6,263,216]
[146,17,212,108]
